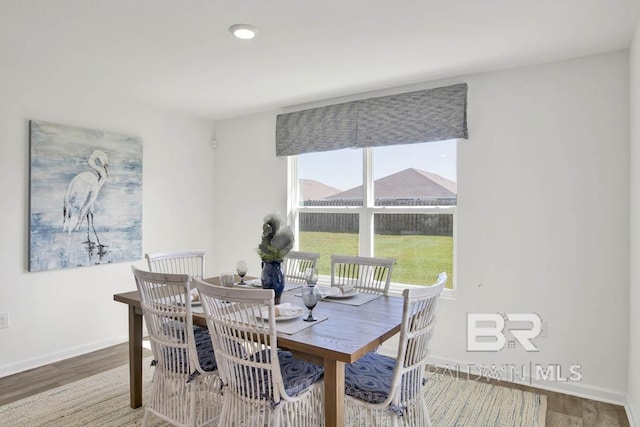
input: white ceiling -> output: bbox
[1,0,638,121]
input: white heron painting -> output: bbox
[29,120,142,271]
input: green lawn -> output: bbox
[299,231,453,288]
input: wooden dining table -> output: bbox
[114,278,404,427]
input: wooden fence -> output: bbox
[300,198,455,236]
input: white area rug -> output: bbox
[424,372,547,426]
[0,358,546,426]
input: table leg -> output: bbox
[128,305,143,409]
[324,359,345,427]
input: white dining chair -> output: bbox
[132,266,222,427]
[330,254,395,296]
[145,250,206,277]
[283,250,321,283]
[342,272,446,427]
[193,277,325,427]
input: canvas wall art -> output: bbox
[29,120,143,271]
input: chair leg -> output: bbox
[274,408,281,426]
[420,398,432,427]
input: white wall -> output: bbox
[213,51,630,403]
[0,68,216,376]
[449,51,629,403]
[212,113,288,277]
[628,20,640,426]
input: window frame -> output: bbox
[288,146,457,298]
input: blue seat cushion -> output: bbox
[158,323,217,373]
[193,326,217,372]
[278,350,324,396]
[345,352,396,404]
[248,350,324,399]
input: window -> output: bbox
[289,140,456,290]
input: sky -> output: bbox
[298,140,457,191]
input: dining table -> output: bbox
[113,277,404,427]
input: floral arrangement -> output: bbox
[257,212,294,262]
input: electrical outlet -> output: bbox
[0,313,8,329]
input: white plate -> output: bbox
[257,307,303,321]
[250,280,262,287]
[325,288,358,299]
[233,281,250,287]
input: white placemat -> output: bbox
[284,282,303,292]
[276,314,328,334]
[234,280,303,293]
[320,292,381,306]
[294,291,382,306]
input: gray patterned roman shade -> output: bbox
[276,83,468,156]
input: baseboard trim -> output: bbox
[427,355,627,406]
[0,335,128,378]
[626,399,638,427]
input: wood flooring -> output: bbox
[459,372,630,427]
[0,342,630,426]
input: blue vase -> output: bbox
[261,260,285,304]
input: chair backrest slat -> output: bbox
[131,266,202,375]
[193,280,287,404]
[283,251,320,284]
[391,272,446,405]
[330,254,395,295]
[145,250,206,277]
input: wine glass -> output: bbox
[302,268,320,322]
[236,260,248,285]
[304,267,318,285]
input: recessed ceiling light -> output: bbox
[229,24,258,40]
